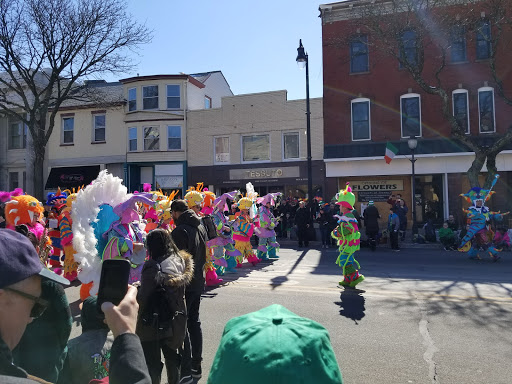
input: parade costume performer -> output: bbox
[233,183,261,267]
[256,193,282,260]
[46,188,68,267]
[72,170,151,298]
[332,184,364,288]
[459,175,508,261]
[140,183,166,233]
[59,189,80,281]
[202,190,224,286]
[210,191,242,274]
[156,190,179,230]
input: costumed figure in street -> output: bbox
[0,188,50,244]
[210,191,242,274]
[46,188,68,267]
[332,183,364,288]
[256,192,282,260]
[59,188,80,281]
[184,182,205,215]
[140,183,166,233]
[201,190,224,286]
[233,183,261,267]
[72,170,152,299]
[156,190,179,230]
[458,175,508,261]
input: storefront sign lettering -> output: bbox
[59,174,85,184]
[351,180,403,192]
[229,166,300,180]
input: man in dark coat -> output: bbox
[295,201,313,247]
[170,200,207,383]
[363,201,380,251]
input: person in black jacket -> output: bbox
[137,229,193,384]
[295,201,313,247]
[170,200,207,383]
[363,201,381,251]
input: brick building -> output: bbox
[319,0,512,229]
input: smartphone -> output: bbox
[96,259,131,315]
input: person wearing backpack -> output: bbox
[170,199,207,383]
[136,228,194,384]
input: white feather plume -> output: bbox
[72,170,128,295]
[246,182,257,200]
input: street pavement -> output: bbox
[64,242,512,384]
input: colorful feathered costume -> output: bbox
[210,191,242,274]
[233,183,261,267]
[256,193,282,260]
[59,189,79,281]
[46,189,68,267]
[332,184,364,288]
[201,190,224,286]
[459,175,507,261]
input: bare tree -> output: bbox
[327,0,512,188]
[0,0,151,198]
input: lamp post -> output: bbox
[407,135,418,235]
[296,39,313,202]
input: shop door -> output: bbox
[416,174,444,227]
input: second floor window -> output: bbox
[351,98,371,140]
[144,126,160,150]
[399,30,418,68]
[128,127,137,151]
[9,121,27,149]
[214,136,230,163]
[62,116,74,144]
[452,90,470,133]
[400,94,421,137]
[350,35,369,73]
[204,95,212,109]
[478,87,495,133]
[166,85,180,109]
[143,85,158,110]
[283,132,299,160]
[242,134,270,162]
[476,20,491,60]
[167,125,181,150]
[128,88,136,111]
[451,25,467,63]
[93,114,106,142]
[9,172,19,191]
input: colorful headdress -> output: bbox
[113,193,155,224]
[157,190,180,221]
[0,189,44,227]
[213,191,238,212]
[256,192,282,206]
[46,187,68,206]
[460,174,499,205]
[335,183,355,210]
[185,182,205,209]
[237,183,258,216]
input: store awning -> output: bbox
[45,165,100,190]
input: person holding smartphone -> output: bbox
[0,229,151,384]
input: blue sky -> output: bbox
[113,0,324,100]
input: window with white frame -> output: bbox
[351,98,371,140]
[62,116,74,144]
[8,121,27,149]
[399,29,418,68]
[476,20,491,60]
[9,172,19,190]
[283,132,299,160]
[144,126,160,150]
[400,94,421,137]
[452,90,470,134]
[350,35,369,73]
[478,87,495,133]
[204,95,212,109]
[166,85,180,109]
[167,125,181,150]
[128,127,137,151]
[93,114,106,142]
[242,134,270,162]
[128,87,136,111]
[214,136,230,163]
[450,25,467,63]
[143,85,158,110]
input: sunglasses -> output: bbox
[4,287,49,318]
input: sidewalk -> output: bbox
[276,237,442,250]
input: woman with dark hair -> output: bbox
[136,228,194,384]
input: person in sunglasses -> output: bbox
[0,228,152,384]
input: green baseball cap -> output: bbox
[207,304,343,384]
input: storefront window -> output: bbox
[215,136,230,163]
[242,134,270,162]
[283,132,299,160]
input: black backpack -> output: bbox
[201,214,218,241]
[140,262,187,349]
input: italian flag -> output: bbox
[384,142,399,164]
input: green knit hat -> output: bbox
[207,304,343,384]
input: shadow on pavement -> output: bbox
[335,289,366,324]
